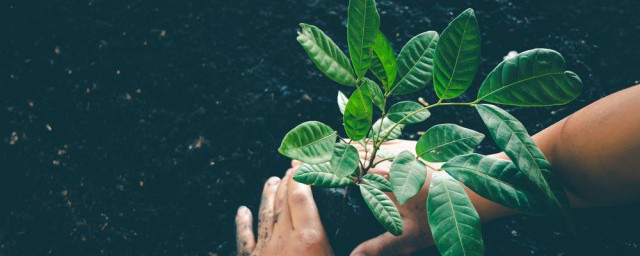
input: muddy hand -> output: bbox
[235,168,334,256]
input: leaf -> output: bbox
[387,101,431,125]
[330,143,360,178]
[428,171,484,256]
[476,48,582,106]
[390,31,439,95]
[344,85,373,140]
[362,173,392,192]
[370,31,398,90]
[475,104,572,220]
[416,124,484,162]
[376,147,398,160]
[278,121,337,164]
[433,8,481,99]
[443,153,550,214]
[297,23,357,86]
[360,184,403,236]
[337,91,349,114]
[390,150,428,205]
[362,78,385,111]
[370,117,404,142]
[294,163,355,187]
[347,0,380,78]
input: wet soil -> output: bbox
[2,0,640,255]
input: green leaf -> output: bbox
[360,184,403,236]
[297,23,357,86]
[362,173,392,192]
[337,91,349,114]
[391,31,439,95]
[416,124,484,162]
[344,85,373,140]
[376,147,399,160]
[428,171,484,256]
[370,31,398,90]
[433,8,481,99]
[390,150,428,205]
[330,143,360,178]
[362,78,385,111]
[347,0,380,78]
[294,163,355,187]
[278,121,337,164]
[370,117,404,142]
[476,48,582,106]
[475,104,572,219]
[443,153,549,214]
[387,101,431,124]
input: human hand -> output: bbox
[235,169,334,256]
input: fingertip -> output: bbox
[236,206,252,221]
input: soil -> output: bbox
[2,0,640,255]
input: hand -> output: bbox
[350,140,437,255]
[235,168,334,256]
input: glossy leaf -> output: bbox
[362,78,385,111]
[428,171,484,256]
[390,150,428,205]
[416,124,484,162]
[362,173,392,192]
[391,31,439,95]
[330,143,360,178]
[297,23,357,86]
[443,153,549,214]
[370,31,397,89]
[278,121,337,164]
[294,162,355,187]
[337,91,349,114]
[433,8,481,99]
[347,0,380,78]
[360,184,403,236]
[370,117,404,142]
[344,85,373,140]
[475,104,572,217]
[387,101,430,125]
[477,48,582,106]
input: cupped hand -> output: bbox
[235,168,334,256]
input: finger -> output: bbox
[273,168,294,231]
[350,231,423,256]
[235,206,256,255]
[287,168,322,230]
[256,177,280,245]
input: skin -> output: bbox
[237,85,640,255]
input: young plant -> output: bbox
[280,1,582,255]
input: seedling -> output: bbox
[280,1,581,255]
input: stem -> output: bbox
[371,157,395,168]
[376,102,476,147]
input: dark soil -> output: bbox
[2,0,640,255]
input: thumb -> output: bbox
[350,232,414,256]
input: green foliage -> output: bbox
[477,49,582,106]
[370,117,404,142]
[416,124,484,162]
[433,8,481,99]
[344,84,373,140]
[297,23,357,86]
[443,153,549,214]
[278,121,337,164]
[370,31,398,90]
[390,151,428,205]
[387,101,431,124]
[288,2,583,245]
[330,143,361,178]
[347,0,380,78]
[362,173,392,192]
[391,31,439,95]
[294,162,355,187]
[360,184,403,235]
[428,172,484,256]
